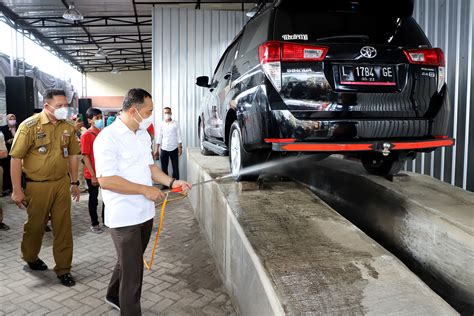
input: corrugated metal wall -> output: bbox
[152,3,474,191]
[152,7,246,179]
[411,0,474,191]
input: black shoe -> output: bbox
[44,225,51,232]
[27,258,48,271]
[58,273,75,287]
[105,295,120,311]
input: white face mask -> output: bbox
[8,119,16,126]
[53,107,69,120]
[164,114,172,121]
[135,111,153,130]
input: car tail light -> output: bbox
[403,48,446,92]
[281,43,328,62]
[259,41,328,91]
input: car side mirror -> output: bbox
[196,76,210,88]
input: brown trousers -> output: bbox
[108,219,153,316]
[22,176,73,276]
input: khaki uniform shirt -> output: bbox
[9,111,80,181]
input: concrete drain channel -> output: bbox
[284,157,474,315]
[187,149,471,315]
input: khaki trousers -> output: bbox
[22,176,73,276]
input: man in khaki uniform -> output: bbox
[10,89,80,287]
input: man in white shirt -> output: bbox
[155,107,182,181]
[94,89,191,315]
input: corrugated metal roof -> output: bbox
[0,0,266,72]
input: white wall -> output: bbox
[86,70,152,97]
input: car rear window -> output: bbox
[273,10,430,47]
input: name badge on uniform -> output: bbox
[37,132,46,140]
[61,130,70,158]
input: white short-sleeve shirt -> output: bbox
[156,120,182,151]
[94,118,155,228]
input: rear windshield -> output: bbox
[273,10,430,47]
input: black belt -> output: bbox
[25,178,62,183]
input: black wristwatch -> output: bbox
[169,178,176,188]
[70,180,80,186]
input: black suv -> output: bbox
[196,0,454,180]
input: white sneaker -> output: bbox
[90,225,103,234]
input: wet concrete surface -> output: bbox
[284,156,474,315]
[187,149,457,315]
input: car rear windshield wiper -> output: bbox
[316,34,370,43]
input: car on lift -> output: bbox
[196,0,454,180]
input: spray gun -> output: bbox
[166,174,232,193]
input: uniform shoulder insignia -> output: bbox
[24,117,39,128]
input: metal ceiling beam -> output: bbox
[134,0,269,4]
[62,48,150,54]
[0,3,84,71]
[72,51,151,56]
[75,55,150,60]
[19,16,151,29]
[84,67,151,73]
[16,15,151,20]
[54,39,151,46]
[84,62,151,67]
[44,33,151,39]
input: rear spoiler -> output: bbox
[273,0,414,17]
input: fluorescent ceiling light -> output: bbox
[111,68,121,74]
[63,2,84,21]
[95,48,107,58]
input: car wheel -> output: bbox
[229,122,259,181]
[199,120,214,156]
[361,152,406,176]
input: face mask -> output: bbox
[53,107,69,120]
[164,114,172,120]
[93,119,104,129]
[8,120,16,126]
[135,111,153,130]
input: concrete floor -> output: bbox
[0,193,235,315]
[284,156,474,314]
[187,149,457,315]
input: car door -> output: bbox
[207,37,242,139]
[206,53,227,139]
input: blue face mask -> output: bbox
[94,119,104,129]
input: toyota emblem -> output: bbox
[360,46,377,58]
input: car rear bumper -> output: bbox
[266,138,455,153]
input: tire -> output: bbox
[199,119,214,156]
[361,152,406,176]
[228,121,259,181]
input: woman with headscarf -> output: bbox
[0,114,17,195]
